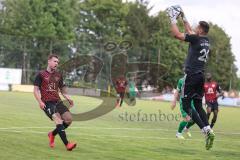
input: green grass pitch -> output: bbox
[0,91,239,160]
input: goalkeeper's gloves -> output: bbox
[166,5,182,24]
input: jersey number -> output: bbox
[47,108,51,115]
[207,88,214,94]
[198,49,209,62]
[48,82,56,91]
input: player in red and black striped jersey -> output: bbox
[33,54,76,151]
[114,76,128,107]
[204,73,224,128]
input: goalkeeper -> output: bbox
[166,5,215,150]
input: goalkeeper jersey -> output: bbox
[184,34,210,74]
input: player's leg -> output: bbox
[129,89,136,102]
[206,103,212,120]
[185,120,195,130]
[52,113,76,151]
[193,72,209,127]
[57,101,77,151]
[48,102,76,150]
[182,74,205,129]
[116,93,120,107]
[120,92,125,106]
[176,102,189,139]
[182,73,214,149]
[44,102,59,148]
[184,120,195,137]
[52,113,69,145]
[192,98,209,127]
[176,120,187,139]
[57,101,73,129]
[182,98,205,129]
[178,120,187,134]
[184,110,195,137]
[210,110,218,128]
[210,102,219,128]
[184,105,195,137]
[51,101,71,135]
[61,111,72,129]
[192,74,214,150]
[192,99,214,149]
[185,101,196,132]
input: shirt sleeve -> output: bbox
[34,73,42,87]
[184,34,199,43]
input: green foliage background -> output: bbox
[0,0,238,90]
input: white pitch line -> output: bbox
[72,127,240,135]
[0,129,239,144]
[0,126,240,135]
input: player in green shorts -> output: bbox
[126,77,139,106]
[129,80,137,100]
[171,77,195,139]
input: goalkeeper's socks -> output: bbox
[178,121,188,133]
[56,124,68,145]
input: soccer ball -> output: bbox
[166,5,182,20]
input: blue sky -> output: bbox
[124,0,240,76]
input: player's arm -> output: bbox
[33,86,42,104]
[171,23,198,42]
[180,11,195,34]
[216,84,224,98]
[166,5,185,41]
[183,21,195,34]
[170,23,185,41]
[33,86,45,109]
[171,89,179,110]
[59,75,74,107]
[33,73,45,109]
[168,6,196,41]
[60,86,74,107]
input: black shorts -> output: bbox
[206,101,219,111]
[183,72,204,100]
[44,101,69,120]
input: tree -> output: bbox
[0,0,238,90]
[207,24,238,90]
[76,0,129,89]
[0,0,78,83]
